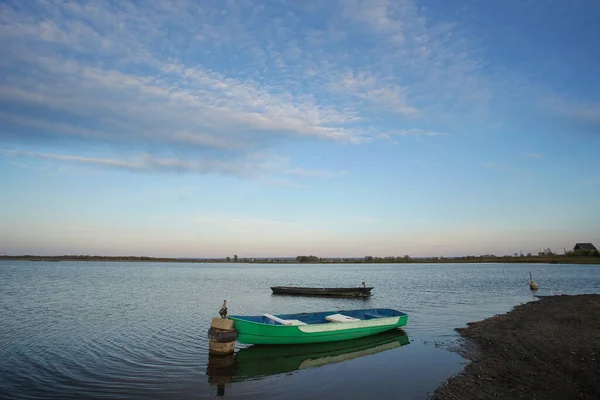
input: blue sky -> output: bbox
[1,0,599,257]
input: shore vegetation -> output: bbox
[1,249,599,264]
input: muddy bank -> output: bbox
[431,294,600,400]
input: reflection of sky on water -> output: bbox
[2,261,599,399]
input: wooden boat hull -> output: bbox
[229,308,408,345]
[271,286,373,298]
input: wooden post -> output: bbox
[208,317,237,355]
[208,301,238,356]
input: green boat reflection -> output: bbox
[206,329,410,388]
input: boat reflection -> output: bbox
[206,329,409,391]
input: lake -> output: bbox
[1,261,600,399]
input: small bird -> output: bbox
[219,300,228,319]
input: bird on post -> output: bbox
[219,300,228,319]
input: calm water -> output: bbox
[1,261,600,400]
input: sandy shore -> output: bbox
[431,294,600,400]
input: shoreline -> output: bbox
[1,256,599,264]
[431,294,600,399]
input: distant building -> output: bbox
[574,243,598,251]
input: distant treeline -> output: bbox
[296,249,600,264]
[0,255,197,262]
[1,249,599,264]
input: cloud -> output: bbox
[2,148,347,185]
[0,2,372,157]
[341,0,409,36]
[337,0,492,125]
[1,149,283,177]
[0,0,489,178]
[0,52,365,148]
[330,71,418,116]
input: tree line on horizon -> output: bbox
[2,247,599,263]
[294,249,600,263]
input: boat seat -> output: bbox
[325,313,361,323]
[263,313,307,326]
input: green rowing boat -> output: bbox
[228,308,408,345]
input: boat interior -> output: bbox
[234,308,406,326]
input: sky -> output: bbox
[1,0,599,258]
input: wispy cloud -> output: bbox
[2,148,348,185]
[0,0,488,178]
[0,53,365,148]
[341,0,409,40]
[330,71,418,116]
[1,149,282,177]
[338,0,492,125]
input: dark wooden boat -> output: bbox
[270,286,373,298]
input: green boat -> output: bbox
[228,308,408,345]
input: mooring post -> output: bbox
[207,300,238,356]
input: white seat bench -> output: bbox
[325,313,361,323]
[263,313,307,326]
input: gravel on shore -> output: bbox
[431,294,600,400]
